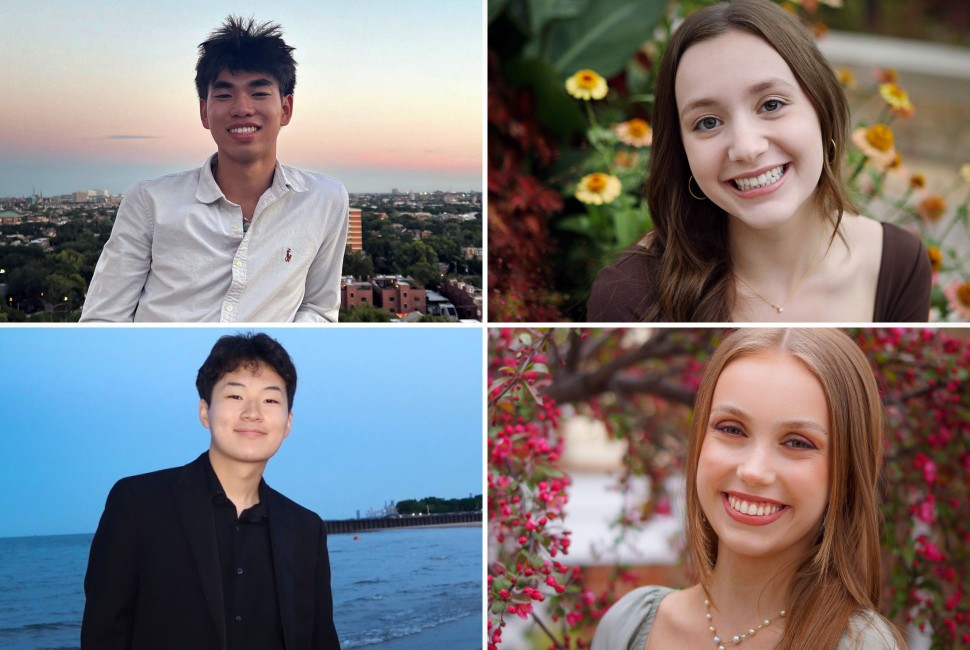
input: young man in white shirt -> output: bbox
[81,17,348,322]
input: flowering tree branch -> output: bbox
[544,329,716,405]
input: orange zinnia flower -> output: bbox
[917,195,946,223]
[875,68,899,84]
[851,124,896,171]
[614,118,652,147]
[836,68,857,90]
[944,280,970,320]
[927,246,942,273]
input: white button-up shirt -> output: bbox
[80,154,348,322]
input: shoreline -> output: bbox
[364,613,481,650]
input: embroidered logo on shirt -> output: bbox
[285,248,292,263]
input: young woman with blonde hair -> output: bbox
[587,0,930,322]
[592,328,904,649]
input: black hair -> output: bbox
[196,332,297,410]
[195,15,297,100]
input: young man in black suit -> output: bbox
[81,333,340,650]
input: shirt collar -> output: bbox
[195,153,307,204]
[202,451,269,520]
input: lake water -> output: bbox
[0,526,482,649]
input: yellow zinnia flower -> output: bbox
[575,173,622,205]
[879,83,915,119]
[565,70,608,101]
[614,118,653,147]
[927,246,942,273]
[879,83,910,109]
[917,195,946,223]
[910,173,926,189]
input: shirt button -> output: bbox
[226,305,234,312]
[235,615,242,623]
[235,525,241,532]
[234,260,243,268]
[237,567,244,575]
[232,225,240,232]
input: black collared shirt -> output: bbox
[204,455,285,650]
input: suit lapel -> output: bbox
[174,453,228,650]
[267,486,301,650]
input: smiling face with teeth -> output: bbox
[200,69,293,166]
[696,349,830,562]
[675,29,825,232]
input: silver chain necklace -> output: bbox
[705,598,786,649]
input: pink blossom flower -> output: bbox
[915,494,935,523]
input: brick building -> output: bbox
[440,279,482,320]
[371,276,426,315]
[340,277,373,309]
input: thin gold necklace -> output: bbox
[705,598,786,649]
[734,238,826,315]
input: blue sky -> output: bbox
[0,327,483,538]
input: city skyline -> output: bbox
[1,0,483,196]
[0,188,483,201]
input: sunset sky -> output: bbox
[0,0,483,196]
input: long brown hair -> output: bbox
[643,0,858,321]
[684,329,904,649]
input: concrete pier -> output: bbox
[325,511,481,535]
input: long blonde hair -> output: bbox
[684,329,904,649]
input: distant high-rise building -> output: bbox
[348,208,362,252]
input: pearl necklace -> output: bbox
[705,598,786,649]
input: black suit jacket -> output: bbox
[81,453,340,650]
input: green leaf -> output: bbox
[545,0,667,77]
[504,58,586,135]
[526,0,590,34]
[488,0,511,24]
[612,204,651,248]
[901,537,915,567]
[525,379,544,405]
[556,214,592,236]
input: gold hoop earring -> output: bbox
[827,138,837,166]
[688,175,707,201]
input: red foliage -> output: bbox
[487,51,564,322]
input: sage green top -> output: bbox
[591,586,900,650]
